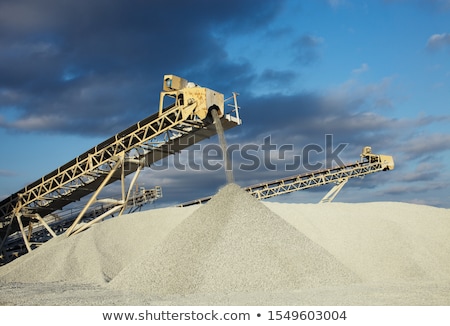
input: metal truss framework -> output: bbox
[1,186,162,264]
[178,149,394,207]
[0,79,241,261]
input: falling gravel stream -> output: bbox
[211,108,234,184]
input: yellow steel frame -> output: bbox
[178,148,394,206]
[0,79,241,259]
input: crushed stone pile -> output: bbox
[1,183,449,305]
[266,201,450,284]
[0,206,198,284]
[108,183,359,295]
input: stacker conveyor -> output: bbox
[178,146,394,207]
[0,75,241,263]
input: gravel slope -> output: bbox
[1,184,449,306]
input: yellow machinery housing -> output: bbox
[361,146,394,171]
[0,75,241,264]
[160,75,224,120]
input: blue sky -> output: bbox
[1,0,450,208]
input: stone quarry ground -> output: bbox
[1,183,449,306]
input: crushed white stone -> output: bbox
[0,206,198,285]
[1,183,449,305]
[108,183,359,295]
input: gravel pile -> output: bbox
[266,201,450,284]
[108,183,359,295]
[0,206,197,284]
[1,183,449,305]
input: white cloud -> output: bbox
[4,115,65,131]
[325,76,395,111]
[426,33,450,50]
[352,63,370,74]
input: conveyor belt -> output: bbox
[1,186,162,265]
[0,114,240,241]
[178,149,394,207]
[0,76,241,259]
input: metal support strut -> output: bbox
[319,178,349,203]
[65,155,146,237]
[0,74,242,264]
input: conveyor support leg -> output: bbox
[319,178,349,203]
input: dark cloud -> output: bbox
[238,89,397,148]
[291,34,324,64]
[0,0,284,136]
[383,182,449,196]
[400,133,450,160]
[398,163,442,182]
[258,69,298,89]
[1,0,450,208]
[264,26,295,40]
